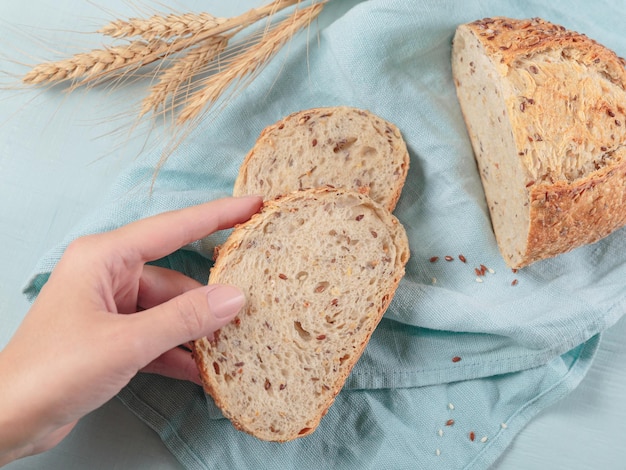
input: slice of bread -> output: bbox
[193,188,409,441]
[452,17,626,268]
[233,106,410,211]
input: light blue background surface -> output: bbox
[2,1,626,468]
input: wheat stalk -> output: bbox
[23,0,305,86]
[21,0,326,145]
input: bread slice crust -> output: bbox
[193,188,409,441]
[452,17,626,268]
[233,106,410,212]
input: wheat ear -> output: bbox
[99,12,227,41]
[22,39,178,85]
[176,3,323,124]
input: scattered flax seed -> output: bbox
[512,268,518,273]
[480,436,488,443]
[469,431,475,442]
[445,419,455,426]
[436,449,441,457]
[445,255,454,261]
[452,356,462,363]
[459,254,467,263]
[429,256,439,263]
[511,279,518,286]
[448,403,455,410]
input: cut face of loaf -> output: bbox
[193,188,409,441]
[233,106,410,211]
[452,17,626,268]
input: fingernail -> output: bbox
[206,285,245,319]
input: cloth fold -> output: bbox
[24,0,626,468]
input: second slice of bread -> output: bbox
[233,106,410,211]
[193,188,409,442]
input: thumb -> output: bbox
[129,284,245,363]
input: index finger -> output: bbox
[113,195,263,263]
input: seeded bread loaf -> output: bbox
[233,106,410,211]
[193,188,409,441]
[452,17,626,268]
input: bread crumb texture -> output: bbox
[194,188,409,441]
[233,106,409,212]
[452,17,626,268]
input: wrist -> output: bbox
[0,348,52,464]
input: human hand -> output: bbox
[0,195,262,465]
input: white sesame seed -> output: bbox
[487,267,495,274]
[436,449,441,456]
[501,423,508,429]
[438,429,443,437]
[432,277,437,284]
[480,436,488,443]
[475,277,483,283]
[448,403,455,410]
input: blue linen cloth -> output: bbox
[24,0,626,468]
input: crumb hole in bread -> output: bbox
[333,137,357,154]
[263,222,275,234]
[335,194,362,208]
[293,321,312,340]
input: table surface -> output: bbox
[1,2,626,469]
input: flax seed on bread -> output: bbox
[193,188,409,441]
[452,17,626,268]
[233,106,410,211]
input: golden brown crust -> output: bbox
[524,156,626,265]
[467,17,626,84]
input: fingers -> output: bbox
[114,196,262,263]
[126,284,245,367]
[137,265,203,310]
[141,347,203,384]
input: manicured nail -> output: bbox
[206,285,245,319]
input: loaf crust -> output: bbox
[452,17,626,268]
[233,106,410,211]
[193,188,409,441]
